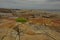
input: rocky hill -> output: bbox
[0,8,60,40]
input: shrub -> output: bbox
[16,18,27,23]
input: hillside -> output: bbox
[0,8,60,40]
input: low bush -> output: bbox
[16,18,27,23]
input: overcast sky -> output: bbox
[0,0,60,9]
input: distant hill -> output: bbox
[0,8,60,13]
[0,8,20,13]
[41,9,60,12]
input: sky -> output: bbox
[0,0,60,9]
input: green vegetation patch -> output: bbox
[16,18,27,23]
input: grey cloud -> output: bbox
[0,0,60,9]
[47,0,60,2]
